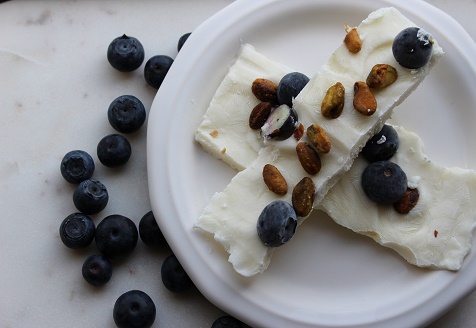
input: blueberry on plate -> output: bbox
[361,124,399,162]
[82,254,112,286]
[107,95,146,134]
[60,150,95,184]
[73,179,108,215]
[257,200,297,247]
[139,211,168,248]
[277,72,310,107]
[161,254,194,293]
[212,315,243,328]
[144,55,174,89]
[97,134,132,168]
[113,290,156,328]
[361,161,408,204]
[95,214,138,260]
[260,104,298,141]
[392,27,433,69]
[59,213,95,249]
[107,34,145,72]
[177,32,191,52]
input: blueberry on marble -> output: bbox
[95,214,138,260]
[361,161,408,204]
[211,315,243,328]
[260,104,298,141]
[392,27,433,69]
[59,213,95,249]
[257,200,297,247]
[139,211,168,249]
[113,290,156,328]
[97,134,132,168]
[82,254,112,286]
[108,95,146,134]
[277,72,310,107]
[107,34,145,72]
[73,179,108,215]
[161,254,194,293]
[361,124,399,162]
[144,55,174,89]
[60,150,95,184]
[177,32,191,52]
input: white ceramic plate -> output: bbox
[147,0,476,327]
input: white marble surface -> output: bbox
[0,1,474,327]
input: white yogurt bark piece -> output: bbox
[318,126,476,271]
[195,7,444,276]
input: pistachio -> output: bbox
[296,142,321,175]
[321,82,345,119]
[353,81,377,116]
[344,24,362,54]
[249,102,273,130]
[251,78,278,103]
[366,64,398,89]
[307,124,331,154]
[292,177,316,217]
[262,164,288,195]
[294,123,305,141]
[393,188,420,214]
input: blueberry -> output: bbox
[361,125,399,162]
[257,200,297,247]
[161,254,194,293]
[107,34,145,72]
[97,134,132,168]
[392,27,433,69]
[82,254,112,286]
[60,150,95,184]
[113,290,156,328]
[107,95,146,134]
[95,214,138,260]
[177,32,191,52]
[361,161,408,204]
[277,72,309,107]
[73,179,108,215]
[144,55,174,89]
[139,211,168,249]
[260,104,298,141]
[59,213,95,249]
[211,315,243,328]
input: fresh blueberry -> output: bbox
[73,179,108,215]
[161,254,194,293]
[144,55,174,89]
[107,95,146,134]
[95,214,138,260]
[97,134,132,168]
[177,32,191,52]
[113,290,156,328]
[257,200,297,247]
[59,213,95,249]
[139,211,168,249]
[107,34,145,72]
[361,125,399,162]
[60,150,95,184]
[392,27,433,69]
[361,161,408,204]
[260,104,298,141]
[82,254,112,286]
[212,315,243,328]
[277,72,309,107]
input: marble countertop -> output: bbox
[0,1,475,327]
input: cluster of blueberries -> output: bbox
[59,33,243,328]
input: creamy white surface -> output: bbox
[195,7,444,276]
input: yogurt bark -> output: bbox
[195,7,444,276]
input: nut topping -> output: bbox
[353,81,377,116]
[307,124,331,154]
[251,78,278,104]
[344,24,362,54]
[262,164,288,196]
[296,142,321,175]
[321,82,345,119]
[294,123,305,141]
[394,188,419,214]
[249,102,273,130]
[292,177,316,217]
[366,64,398,89]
